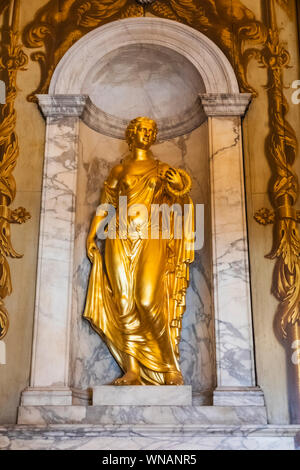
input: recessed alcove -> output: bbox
[19,18,263,426]
[81,43,206,136]
[71,117,214,402]
[61,35,214,399]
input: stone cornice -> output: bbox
[37,94,207,141]
[37,94,88,117]
[199,93,252,117]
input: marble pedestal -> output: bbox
[17,387,267,426]
[93,386,192,406]
[20,387,72,406]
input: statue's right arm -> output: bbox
[86,164,123,261]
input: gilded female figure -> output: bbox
[83,117,194,385]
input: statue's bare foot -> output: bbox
[165,372,184,385]
[111,371,142,386]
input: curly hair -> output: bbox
[125,117,158,150]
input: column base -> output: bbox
[20,387,72,406]
[213,387,265,406]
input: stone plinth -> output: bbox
[92,386,192,406]
[213,387,265,407]
[2,424,300,450]
[21,387,72,406]
[17,404,267,426]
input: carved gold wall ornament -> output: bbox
[22,0,144,102]
[254,208,276,225]
[253,0,300,423]
[254,0,299,337]
[23,0,267,101]
[146,0,269,96]
[0,0,31,340]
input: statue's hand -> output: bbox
[165,168,184,190]
[86,238,99,262]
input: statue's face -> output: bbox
[133,122,156,149]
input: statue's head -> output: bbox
[125,117,158,151]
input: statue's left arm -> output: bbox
[158,163,192,197]
[165,168,184,191]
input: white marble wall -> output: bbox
[70,121,215,398]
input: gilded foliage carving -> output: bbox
[150,0,268,95]
[23,0,144,102]
[0,0,31,339]
[23,0,267,101]
[254,3,300,339]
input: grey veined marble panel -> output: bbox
[1,424,300,450]
[17,404,267,426]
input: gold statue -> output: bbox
[83,117,194,385]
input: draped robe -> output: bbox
[83,159,194,385]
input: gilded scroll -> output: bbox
[0,0,31,339]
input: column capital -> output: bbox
[199,93,252,117]
[37,94,88,117]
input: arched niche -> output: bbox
[19,17,265,420]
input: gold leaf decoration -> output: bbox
[23,0,268,100]
[121,3,144,18]
[270,218,300,335]
[252,3,299,340]
[254,208,275,225]
[149,0,267,96]
[0,0,9,15]
[0,300,9,340]
[0,2,31,339]
[149,1,177,20]
[23,0,142,101]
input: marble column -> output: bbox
[200,93,265,407]
[21,95,87,406]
